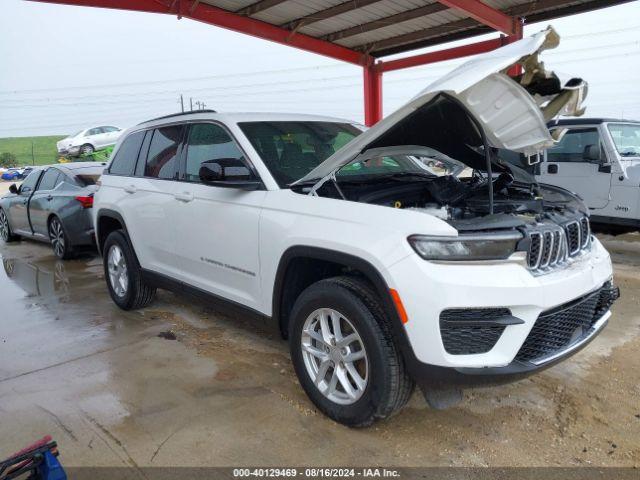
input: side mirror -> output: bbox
[598,163,612,174]
[8,184,18,194]
[199,161,224,183]
[198,159,262,190]
[583,144,601,163]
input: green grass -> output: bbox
[0,135,66,166]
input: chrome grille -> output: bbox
[566,221,581,255]
[528,232,542,269]
[526,216,590,274]
[580,217,590,249]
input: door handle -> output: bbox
[174,191,194,203]
[124,185,137,194]
[46,195,53,201]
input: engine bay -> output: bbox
[300,171,566,221]
[291,94,588,229]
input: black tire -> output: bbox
[289,276,414,427]
[80,144,94,156]
[103,230,156,310]
[0,208,19,242]
[48,216,74,259]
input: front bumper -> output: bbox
[410,284,617,389]
[58,145,80,156]
[386,236,616,383]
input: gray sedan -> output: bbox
[0,162,105,259]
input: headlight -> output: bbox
[408,232,522,261]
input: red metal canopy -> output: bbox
[30,0,632,125]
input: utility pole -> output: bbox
[180,94,184,113]
[190,97,193,111]
[31,141,35,165]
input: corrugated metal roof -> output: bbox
[203,0,633,57]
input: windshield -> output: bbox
[607,123,640,157]
[238,121,362,187]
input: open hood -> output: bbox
[293,27,587,186]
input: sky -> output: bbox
[0,0,639,137]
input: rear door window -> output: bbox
[109,131,145,176]
[144,126,184,180]
[37,168,61,191]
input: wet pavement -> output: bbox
[0,235,639,468]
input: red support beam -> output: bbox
[363,62,383,126]
[29,0,170,12]
[435,0,517,35]
[379,37,503,72]
[28,0,368,65]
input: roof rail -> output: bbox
[139,109,218,124]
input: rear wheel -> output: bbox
[0,208,19,243]
[49,216,73,259]
[289,276,414,427]
[103,230,156,310]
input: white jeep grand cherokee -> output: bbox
[94,28,618,426]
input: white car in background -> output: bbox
[57,126,123,157]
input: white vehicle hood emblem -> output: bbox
[294,27,587,187]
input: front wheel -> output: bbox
[289,276,414,427]
[103,230,156,310]
[80,144,94,155]
[0,208,19,243]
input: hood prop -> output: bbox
[471,109,494,216]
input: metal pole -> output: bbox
[363,62,382,126]
[180,94,184,112]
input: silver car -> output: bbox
[0,162,105,258]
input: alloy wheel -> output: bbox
[107,244,128,297]
[0,210,8,241]
[49,218,66,258]
[301,308,369,405]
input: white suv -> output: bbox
[94,29,618,426]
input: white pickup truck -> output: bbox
[536,118,640,230]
